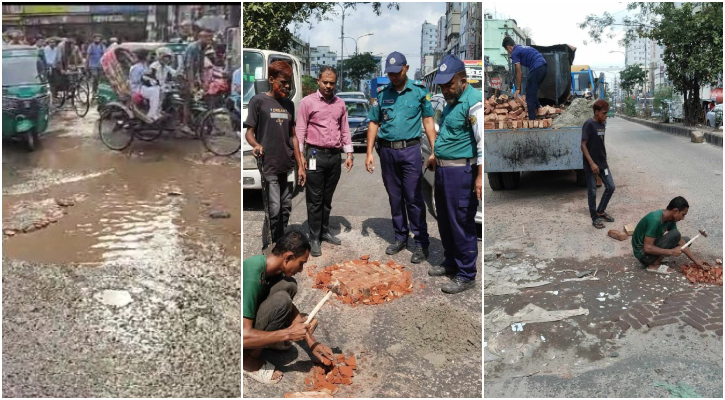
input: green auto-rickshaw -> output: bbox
[2,44,50,151]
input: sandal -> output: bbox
[597,212,615,222]
[647,265,674,275]
[243,360,282,384]
[592,218,605,229]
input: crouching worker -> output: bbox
[631,196,706,274]
[243,231,334,384]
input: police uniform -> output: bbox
[429,55,483,293]
[368,51,434,263]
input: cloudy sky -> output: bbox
[485,0,634,84]
[288,2,447,76]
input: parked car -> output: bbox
[345,98,371,151]
[337,91,367,101]
[706,103,722,128]
[420,94,482,225]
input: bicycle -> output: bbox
[51,67,91,117]
[197,96,241,156]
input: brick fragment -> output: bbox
[686,306,709,321]
[680,316,706,332]
[652,311,682,321]
[621,313,642,330]
[684,311,708,327]
[616,319,630,332]
[632,304,653,318]
[648,317,679,328]
[716,328,723,336]
[704,323,723,331]
[708,317,723,324]
[628,309,650,326]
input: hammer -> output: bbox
[304,280,340,324]
[681,229,708,250]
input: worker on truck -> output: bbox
[502,36,547,121]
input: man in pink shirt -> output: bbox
[296,66,355,257]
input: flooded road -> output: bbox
[2,108,241,397]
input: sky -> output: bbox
[287,2,447,76]
[485,0,634,85]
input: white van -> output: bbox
[242,49,303,191]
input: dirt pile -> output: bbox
[2,195,87,236]
[313,256,413,305]
[681,263,723,285]
[301,354,357,394]
[552,98,596,128]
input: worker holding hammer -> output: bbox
[243,231,334,384]
[631,196,707,274]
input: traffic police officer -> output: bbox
[365,51,438,264]
[426,54,482,294]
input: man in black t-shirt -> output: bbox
[244,61,305,250]
[581,99,616,229]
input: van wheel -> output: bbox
[502,172,520,190]
[487,172,504,191]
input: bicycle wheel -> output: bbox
[98,105,134,151]
[199,108,240,156]
[72,83,91,118]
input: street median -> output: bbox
[619,115,723,147]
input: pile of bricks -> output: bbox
[313,256,413,306]
[681,263,723,285]
[483,94,562,130]
[303,354,357,394]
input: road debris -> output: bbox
[607,229,628,241]
[681,263,723,285]
[552,98,596,128]
[485,304,589,332]
[313,257,413,305]
[304,354,357,393]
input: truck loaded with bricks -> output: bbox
[483,43,589,191]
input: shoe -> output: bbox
[385,240,407,255]
[321,233,341,246]
[428,264,456,277]
[310,240,322,257]
[441,277,475,294]
[410,246,429,264]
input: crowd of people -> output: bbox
[3,22,241,125]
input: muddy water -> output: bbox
[3,125,240,265]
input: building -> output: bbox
[445,2,461,55]
[463,2,482,60]
[310,45,338,76]
[289,35,310,76]
[436,15,446,54]
[483,12,527,68]
[420,21,437,75]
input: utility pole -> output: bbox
[336,3,348,91]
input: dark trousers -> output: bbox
[262,173,292,250]
[526,64,548,120]
[378,144,429,248]
[435,162,479,281]
[305,148,342,241]
[585,168,615,221]
[253,276,298,332]
[638,230,690,266]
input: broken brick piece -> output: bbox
[648,317,679,328]
[681,316,706,332]
[339,365,354,378]
[345,355,357,369]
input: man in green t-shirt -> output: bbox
[243,231,334,384]
[632,196,705,274]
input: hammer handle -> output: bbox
[305,290,334,324]
[681,233,700,250]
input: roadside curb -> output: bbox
[619,115,723,148]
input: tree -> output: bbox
[579,2,723,126]
[618,64,647,97]
[302,75,318,97]
[243,2,399,53]
[341,52,379,91]
[652,85,673,113]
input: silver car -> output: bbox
[706,103,722,128]
[420,94,483,225]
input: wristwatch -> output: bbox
[347,154,354,160]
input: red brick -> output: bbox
[657,306,684,315]
[704,323,723,331]
[716,328,723,336]
[632,304,654,318]
[628,309,650,326]
[653,311,682,321]
[621,313,642,330]
[680,316,706,332]
[684,311,708,327]
[686,306,709,320]
[616,319,630,332]
[648,318,679,328]
[708,317,723,324]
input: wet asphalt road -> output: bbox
[483,117,723,397]
[2,108,241,397]
[242,150,483,397]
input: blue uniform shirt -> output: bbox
[511,44,547,71]
[368,78,434,141]
[435,84,483,162]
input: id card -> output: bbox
[308,157,317,171]
[604,168,609,176]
